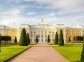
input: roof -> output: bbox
[29,24,66,29]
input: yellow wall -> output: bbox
[0,27,84,43]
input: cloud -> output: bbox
[27,12,36,15]
[36,0,84,12]
[0,0,84,27]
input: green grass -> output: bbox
[30,41,36,45]
[53,43,83,62]
[0,44,30,62]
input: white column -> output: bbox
[64,28,66,43]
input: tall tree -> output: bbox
[14,36,17,43]
[54,32,58,44]
[35,35,38,43]
[47,35,50,43]
[80,36,84,62]
[58,29,64,46]
[19,28,28,46]
[0,35,1,52]
[26,33,30,45]
[68,37,71,43]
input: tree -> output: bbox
[35,35,38,43]
[26,33,30,45]
[19,28,28,46]
[54,32,58,44]
[68,37,71,43]
[80,36,84,62]
[14,36,17,43]
[47,35,50,43]
[0,35,1,52]
[58,29,64,46]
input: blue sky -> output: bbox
[0,0,84,26]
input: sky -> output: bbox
[0,0,84,26]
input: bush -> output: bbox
[47,35,50,43]
[0,36,11,43]
[26,33,30,44]
[58,29,64,46]
[74,36,83,42]
[19,28,28,46]
[54,32,58,44]
[80,37,84,62]
[35,35,38,43]
[14,36,17,43]
[68,37,71,43]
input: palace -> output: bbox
[0,19,84,43]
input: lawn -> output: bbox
[0,44,30,62]
[53,43,83,62]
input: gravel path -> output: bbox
[8,43,69,62]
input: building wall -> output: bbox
[65,28,82,42]
[0,27,18,43]
[30,28,56,42]
[0,25,84,43]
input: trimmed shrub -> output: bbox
[80,36,84,62]
[19,28,28,46]
[26,33,30,45]
[0,35,1,52]
[68,37,71,43]
[47,35,50,43]
[0,36,11,43]
[58,29,64,46]
[35,35,38,43]
[74,36,83,43]
[14,36,17,43]
[54,32,58,44]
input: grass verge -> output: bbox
[53,43,82,62]
[0,44,30,62]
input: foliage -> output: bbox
[26,33,30,44]
[58,29,64,46]
[47,35,50,43]
[35,35,38,43]
[68,37,71,43]
[0,36,11,43]
[19,28,28,46]
[54,32,58,44]
[80,36,84,62]
[74,36,83,42]
[14,36,17,43]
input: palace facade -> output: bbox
[0,21,84,43]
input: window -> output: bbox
[45,39,47,41]
[52,32,54,33]
[41,36,43,38]
[34,31,36,33]
[45,31,47,33]
[41,39,43,42]
[49,31,51,33]
[31,39,32,41]
[31,31,32,33]
[53,39,54,41]
[34,39,36,41]
[38,31,39,33]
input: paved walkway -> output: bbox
[8,43,69,62]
